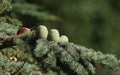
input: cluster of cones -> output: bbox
[16,25,69,43]
[2,25,69,44]
[38,25,69,43]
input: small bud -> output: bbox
[50,29,60,42]
[59,35,69,42]
[38,25,48,39]
[17,27,31,38]
[10,57,18,62]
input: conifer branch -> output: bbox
[0,17,120,75]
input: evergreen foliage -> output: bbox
[0,0,12,14]
[0,18,120,74]
[0,16,22,39]
[0,0,120,75]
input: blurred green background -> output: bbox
[3,0,120,58]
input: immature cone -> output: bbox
[38,25,48,39]
[50,29,60,42]
[59,35,69,42]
